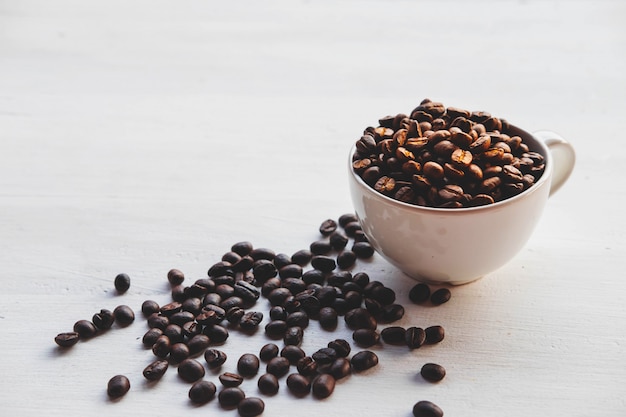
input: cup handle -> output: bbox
[532,130,576,196]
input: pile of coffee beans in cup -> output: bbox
[53,215,448,416]
[352,99,546,208]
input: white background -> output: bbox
[1,1,625,416]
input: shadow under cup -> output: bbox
[348,125,560,285]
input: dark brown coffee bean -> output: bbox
[281,345,306,365]
[312,373,336,399]
[259,343,279,362]
[143,359,169,381]
[413,400,444,417]
[106,375,130,399]
[231,241,253,256]
[286,373,311,397]
[311,347,337,365]
[329,357,351,379]
[380,303,405,322]
[310,240,332,255]
[295,356,317,376]
[409,283,431,303]
[142,328,163,348]
[430,288,451,305]
[239,311,264,331]
[337,250,357,269]
[252,259,278,281]
[266,356,290,377]
[178,358,205,383]
[164,324,184,344]
[218,387,245,408]
[406,326,426,349]
[204,348,227,368]
[345,307,377,330]
[343,221,362,238]
[283,326,304,346]
[291,249,313,266]
[187,334,210,356]
[319,219,338,236]
[140,300,160,318]
[257,373,279,396]
[238,397,265,417]
[352,242,375,259]
[112,305,134,327]
[318,306,338,330]
[237,353,260,377]
[90,309,114,331]
[203,324,229,343]
[54,332,80,348]
[265,320,287,339]
[249,247,275,261]
[338,213,358,227]
[219,372,244,387]
[310,255,336,272]
[381,326,407,345]
[353,328,380,347]
[351,350,379,372]
[167,268,185,286]
[114,273,130,293]
[170,343,190,364]
[286,311,309,329]
[425,325,445,344]
[421,363,446,382]
[152,335,171,358]
[327,339,350,357]
[169,311,195,326]
[73,320,97,339]
[188,380,216,404]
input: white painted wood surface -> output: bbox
[1,0,625,416]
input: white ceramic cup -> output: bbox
[348,125,575,285]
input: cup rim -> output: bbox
[349,124,553,214]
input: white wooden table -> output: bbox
[1,1,625,416]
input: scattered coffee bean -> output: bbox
[204,348,227,368]
[187,334,210,356]
[291,249,313,266]
[266,356,291,377]
[312,373,336,399]
[114,273,131,293]
[106,375,130,399]
[188,380,216,404]
[203,324,229,343]
[425,325,445,344]
[353,328,380,347]
[113,305,134,327]
[238,397,265,417]
[73,320,97,339]
[166,268,185,286]
[218,387,246,408]
[405,326,426,349]
[239,311,264,331]
[281,345,306,365]
[257,373,279,395]
[329,357,351,379]
[319,219,338,236]
[430,288,451,305]
[143,359,169,381]
[409,283,431,304]
[142,328,163,348]
[420,363,446,382]
[164,324,184,344]
[54,332,80,348]
[412,400,444,417]
[219,372,244,387]
[286,311,309,329]
[259,343,279,362]
[237,353,260,377]
[345,307,377,330]
[177,358,205,383]
[338,213,358,227]
[147,313,169,330]
[92,309,115,330]
[283,326,304,346]
[352,242,375,259]
[311,347,337,365]
[381,326,407,345]
[310,255,336,272]
[328,339,351,357]
[152,335,171,358]
[169,343,190,363]
[351,350,379,372]
[286,373,311,397]
[296,356,318,376]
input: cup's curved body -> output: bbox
[348,125,574,285]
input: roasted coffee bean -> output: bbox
[222,251,242,264]
[282,277,307,295]
[329,231,349,251]
[225,306,244,325]
[178,358,205,383]
[250,247,276,261]
[265,320,288,338]
[215,283,235,299]
[316,286,339,305]
[286,373,311,397]
[220,295,243,311]
[54,332,80,348]
[352,271,370,287]
[319,219,338,236]
[204,348,227,368]
[163,324,184,344]
[353,328,380,347]
[167,268,185,286]
[208,261,233,278]
[318,307,338,330]
[310,240,333,255]
[352,242,375,258]
[203,324,229,343]
[291,249,313,266]
[412,400,444,417]
[310,255,336,272]
[351,350,379,372]
[267,287,292,306]
[233,281,260,303]
[252,259,278,281]
[238,397,265,417]
[91,309,115,331]
[281,345,306,365]
[169,311,195,326]
[169,343,190,363]
[269,306,287,321]
[181,297,202,315]
[338,213,358,227]
[203,292,222,306]
[279,264,303,279]
[187,334,210,356]
[381,326,407,345]
[345,307,377,330]
[329,357,352,379]
[430,288,451,305]
[337,250,357,269]
[239,311,264,331]
[231,241,253,256]
[218,387,246,408]
[370,285,396,305]
[420,363,446,382]
[257,373,280,395]
[171,285,186,302]
[312,373,336,399]
[152,335,171,358]
[143,359,169,381]
[73,320,97,339]
[196,310,222,326]
[259,343,280,362]
[114,273,131,293]
[107,375,130,399]
[312,347,338,365]
[219,372,244,387]
[409,283,431,303]
[286,311,309,329]
[232,255,254,272]
[112,305,134,327]
[266,356,290,377]
[283,326,304,346]
[237,353,260,377]
[327,338,351,357]
[406,326,426,349]
[379,303,405,322]
[141,300,160,317]
[296,356,318,376]
[182,321,202,339]
[188,380,216,404]
[160,301,182,316]
[424,325,445,344]
[302,269,325,285]
[142,328,163,347]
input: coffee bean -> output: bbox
[237,353,260,377]
[92,309,115,330]
[327,339,351,357]
[114,273,131,293]
[430,288,451,305]
[169,343,190,363]
[187,334,210,356]
[169,311,195,326]
[420,363,446,382]
[259,343,279,362]
[265,320,287,338]
[370,285,396,305]
[345,307,377,330]
[178,358,205,383]
[353,328,380,347]
[312,373,336,399]
[188,380,216,404]
[252,259,278,281]
[412,400,444,417]
[239,311,264,331]
[231,241,253,256]
[286,311,309,329]
[152,335,171,358]
[280,345,306,365]
[219,372,244,387]
[351,350,379,372]
[166,268,185,286]
[310,255,336,272]
[237,397,265,417]
[250,247,276,261]
[234,281,260,303]
[319,219,338,236]
[225,306,244,325]
[286,373,311,397]
[296,356,318,376]
[73,320,97,339]
[380,303,405,322]
[405,326,426,349]
[143,359,169,381]
[312,347,337,365]
[113,305,134,327]
[352,242,375,259]
[141,300,160,317]
[203,324,229,343]
[381,326,407,345]
[425,325,445,344]
[257,373,279,395]
[329,357,352,379]
[338,213,358,227]
[147,313,169,330]
[283,326,304,346]
[279,264,303,279]
[54,332,80,348]
[291,249,313,266]
[266,356,290,377]
[106,375,130,399]
[409,283,431,303]
[337,250,357,269]
[204,348,227,368]
[142,328,163,347]
[164,324,184,344]
[218,387,245,408]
